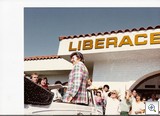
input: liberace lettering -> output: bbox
[69,32,160,51]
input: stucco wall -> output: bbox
[24,58,73,71]
[92,56,160,91]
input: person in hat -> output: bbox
[63,52,89,105]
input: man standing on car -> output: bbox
[63,52,89,105]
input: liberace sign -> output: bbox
[69,32,160,51]
[58,29,160,55]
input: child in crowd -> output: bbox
[95,90,103,112]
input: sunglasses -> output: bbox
[111,92,116,94]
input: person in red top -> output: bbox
[38,77,49,90]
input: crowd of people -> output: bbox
[24,52,160,115]
[25,72,160,115]
[87,78,160,115]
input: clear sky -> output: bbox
[24,8,160,57]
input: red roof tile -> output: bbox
[124,29,130,32]
[24,55,61,61]
[139,27,145,31]
[131,28,138,31]
[91,33,96,36]
[59,25,160,41]
[111,31,116,34]
[155,25,160,28]
[117,30,123,33]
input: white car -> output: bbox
[24,77,103,115]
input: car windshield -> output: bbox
[24,77,54,105]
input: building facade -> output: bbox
[24,25,160,98]
[58,25,160,98]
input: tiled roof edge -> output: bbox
[24,55,61,61]
[59,25,160,41]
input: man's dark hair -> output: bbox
[55,80,62,84]
[70,52,84,63]
[103,84,110,89]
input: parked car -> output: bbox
[24,77,103,115]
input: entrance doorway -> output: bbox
[130,71,160,101]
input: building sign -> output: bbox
[69,32,160,51]
[58,29,160,55]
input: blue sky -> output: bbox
[24,8,160,57]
